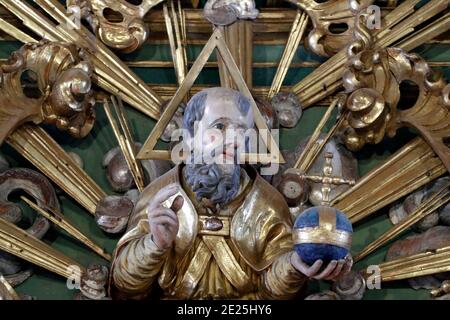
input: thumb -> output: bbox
[170,195,184,212]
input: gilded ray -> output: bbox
[103,96,146,192]
[332,137,447,223]
[354,184,450,261]
[267,10,308,100]
[366,245,450,282]
[217,21,254,89]
[164,0,188,86]
[0,217,85,279]
[7,124,106,215]
[21,195,112,261]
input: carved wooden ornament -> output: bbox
[0,41,95,145]
[67,0,164,53]
[342,13,450,172]
[286,0,374,57]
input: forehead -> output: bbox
[201,91,254,127]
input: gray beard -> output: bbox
[184,162,241,207]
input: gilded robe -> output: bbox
[109,165,307,299]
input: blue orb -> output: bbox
[293,206,353,266]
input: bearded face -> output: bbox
[182,88,254,207]
[184,162,241,206]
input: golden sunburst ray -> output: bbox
[366,245,450,282]
[354,183,450,262]
[0,217,85,280]
[267,9,308,100]
[164,0,189,86]
[103,96,146,192]
[7,125,107,215]
[21,195,112,261]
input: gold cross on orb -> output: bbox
[286,152,356,205]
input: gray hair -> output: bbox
[184,162,240,206]
[182,88,251,136]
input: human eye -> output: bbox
[212,122,225,130]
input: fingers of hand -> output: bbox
[291,253,324,277]
[153,225,175,249]
[149,208,179,229]
[305,260,324,277]
[155,224,176,239]
[342,255,353,275]
[151,216,179,232]
[313,260,338,280]
[149,207,178,220]
[170,195,184,212]
[147,184,180,211]
[325,259,345,281]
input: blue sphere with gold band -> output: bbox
[293,206,353,265]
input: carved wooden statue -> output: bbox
[109,87,352,299]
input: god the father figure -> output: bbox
[109,87,352,299]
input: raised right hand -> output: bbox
[146,184,184,250]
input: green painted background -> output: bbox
[0,1,449,300]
